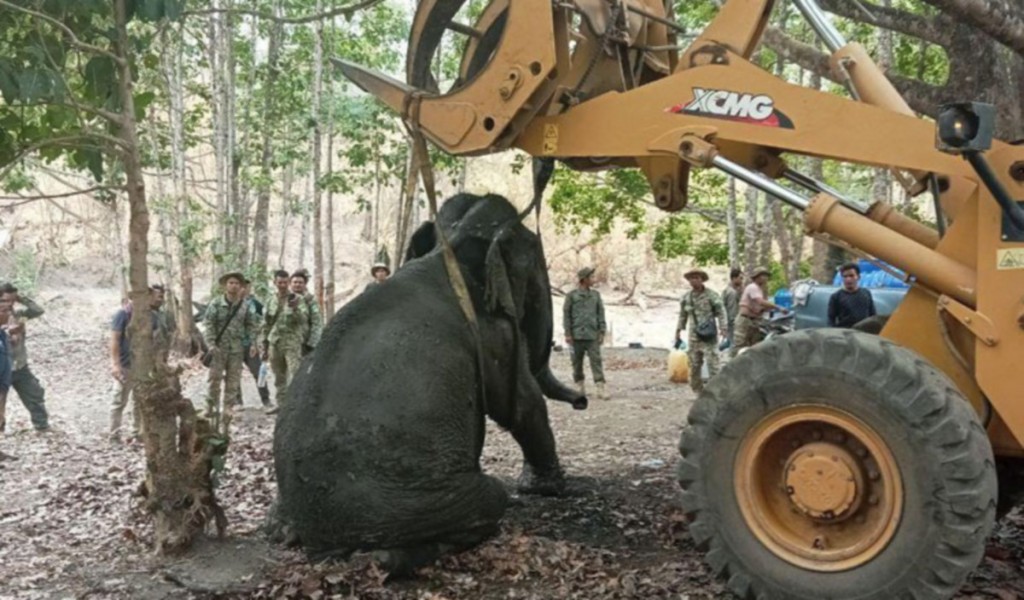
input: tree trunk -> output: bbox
[162,28,198,355]
[758,193,773,270]
[208,1,229,261]
[743,185,759,274]
[726,177,738,267]
[115,0,222,555]
[278,164,295,268]
[311,0,325,307]
[251,0,283,276]
[224,0,241,266]
[299,174,311,268]
[324,88,336,318]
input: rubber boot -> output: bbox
[597,382,608,400]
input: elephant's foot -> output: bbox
[372,519,501,578]
[517,463,566,496]
[371,545,446,579]
[263,501,301,547]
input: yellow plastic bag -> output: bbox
[668,349,690,383]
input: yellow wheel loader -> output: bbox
[336,1,1024,597]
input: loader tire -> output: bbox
[678,329,996,600]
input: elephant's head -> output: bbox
[406,193,586,410]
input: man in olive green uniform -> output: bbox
[363,262,390,293]
[0,283,50,432]
[720,267,743,352]
[203,272,258,434]
[563,267,607,400]
[263,270,310,413]
[675,268,727,394]
[290,270,322,356]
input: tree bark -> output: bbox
[726,177,738,268]
[920,0,1024,57]
[311,0,325,307]
[278,163,294,268]
[114,0,222,555]
[743,186,759,274]
[251,0,283,276]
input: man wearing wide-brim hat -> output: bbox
[203,270,258,434]
[675,267,727,395]
[563,266,608,400]
[732,266,790,357]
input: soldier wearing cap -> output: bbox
[289,269,323,355]
[675,268,727,395]
[204,271,258,433]
[364,262,391,293]
[262,269,310,412]
[732,266,790,357]
[563,266,607,399]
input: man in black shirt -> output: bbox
[828,262,877,328]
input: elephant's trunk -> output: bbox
[536,365,587,410]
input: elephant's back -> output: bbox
[273,257,489,549]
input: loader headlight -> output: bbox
[936,102,994,153]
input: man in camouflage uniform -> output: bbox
[563,267,607,400]
[290,270,322,356]
[262,270,310,413]
[675,268,727,394]
[232,280,271,408]
[203,272,258,434]
[720,267,743,352]
[0,283,49,432]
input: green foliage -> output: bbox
[0,0,181,187]
[8,247,40,296]
[549,168,649,239]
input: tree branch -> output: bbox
[0,136,97,181]
[0,185,114,202]
[919,0,1024,56]
[184,0,383,25]
[817,0,952,46]
[761,25,947,117]
[0,0,126,66]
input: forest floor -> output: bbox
[0,286,1023,599]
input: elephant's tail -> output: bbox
[536,365,587,410]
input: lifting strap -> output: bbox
[403,93,491,417]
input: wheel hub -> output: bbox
[735,405,903,572]
[784,442,864,521]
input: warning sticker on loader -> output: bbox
[542,124,558,155]
[997,248,1024,269]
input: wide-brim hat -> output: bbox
[370,262,391,276]
[577,266,595,280]
[751,266,771,279]
[683,268,709,282]
[218,271,249,286]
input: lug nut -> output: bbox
[812,430,823,440]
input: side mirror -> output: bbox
[936,102,995,153]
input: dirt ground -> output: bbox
[1,286,1023,599]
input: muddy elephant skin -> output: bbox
[273,193,584,567]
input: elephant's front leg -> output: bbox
[502,352,566,496]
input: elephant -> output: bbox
[272,192,586,574]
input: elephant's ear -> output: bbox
[484,232,517,319]
[405,221,437,262]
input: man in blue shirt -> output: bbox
[108,285,175,441]
[0,292,14,438]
